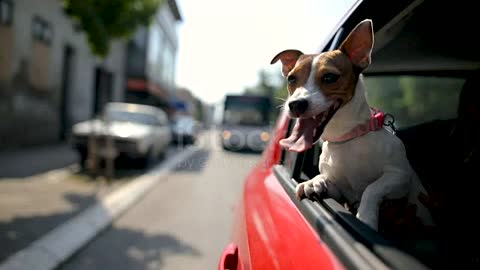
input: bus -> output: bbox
[219,95,272,152]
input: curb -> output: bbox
[0,146,200,270]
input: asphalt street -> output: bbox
[60,131,261,270]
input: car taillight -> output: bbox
[219,243,239,270]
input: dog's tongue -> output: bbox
[279,116,323,152]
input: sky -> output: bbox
[175,0,356,104]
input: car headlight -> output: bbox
[223,130,232,140]
[260,131,270,142]
[117,129,134,138]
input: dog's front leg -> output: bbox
[295,174,343,202]
[356,171,411,231]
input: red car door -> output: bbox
[219,111,345,270]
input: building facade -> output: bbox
[125,0,182,113]
[0,0,126,150]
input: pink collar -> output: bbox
[322,108,385,143]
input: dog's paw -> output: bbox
[356,211,379,231]
[295,175,327,200]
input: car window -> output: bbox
[290,75,466,181]
[274,0,480,269]
[364,75,465,128]
[106,110,158,126]
[223,108,268,126]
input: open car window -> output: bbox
[275,0,480,269]
[364,75,464,128]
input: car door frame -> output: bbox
[270,1,431,268]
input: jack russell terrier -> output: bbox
[271,19,433,230]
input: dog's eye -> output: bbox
[322,73,340,84]
[287,75,297,84]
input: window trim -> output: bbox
[32,15,53,45]
[276,23,430,269]
[273,165,429,270]
[0,0,13,25]
[279,119,294,165]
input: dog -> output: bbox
[270,19,433,230]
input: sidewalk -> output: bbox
[0,144,78,178]
[0,166,128,262]
[0,146,200,270]
[0,144,134,262]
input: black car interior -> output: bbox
[277,0,480,269]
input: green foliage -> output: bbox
[194,98,204,121]
[364,76,465,128]
[242,70,287,123]
[62,0,164,57]
[272,80,288,119]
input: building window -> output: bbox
[0,0,13,25]
[32,16,53,45]
[162,43,174,87]
[147,23,164,81]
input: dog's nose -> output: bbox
[288,98,309,116]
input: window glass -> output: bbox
[222,96,271,126]
[32,16,52,45]
[147,24,164,80]
[162,43,174,87]
[364,76,465,128]
[0,0,12,25]
[106,110,158,126]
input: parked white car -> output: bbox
[171,115,201,145]
[72,102,172,167]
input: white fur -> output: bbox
[296,77,433,230]
[287,54,333,118]
[322,76,371,139]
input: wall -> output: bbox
[0,0,126,149]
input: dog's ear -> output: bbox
[339,19,374,70]
[270,50,303,77]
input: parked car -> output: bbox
[219,0,479,269]
[72,102,171,167]
[170,115,201,145]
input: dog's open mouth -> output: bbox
[280,100,342,152]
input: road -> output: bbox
[61,130,261,270]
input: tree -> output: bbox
[194,98,204,121]
[364,76,463,128]
[244,70,278,97]
[243,69,288,122]
[62,0,165,57]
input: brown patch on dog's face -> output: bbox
[282,51,359,118]
[272,19,375,152]
[285,54,314,95]
[271,19,373,118]
[312,50,358,104]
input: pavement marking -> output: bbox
[0,146,200,270]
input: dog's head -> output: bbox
[271,19,374,152]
